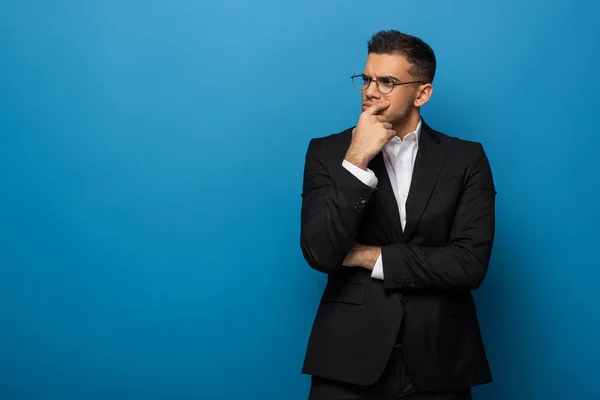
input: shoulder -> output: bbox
[424,123,494,187]
[304,127,354,158]
[425,122,488,162]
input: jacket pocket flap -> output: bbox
[321,283,366,305]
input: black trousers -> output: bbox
[307,344,472,400]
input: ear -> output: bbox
[414,83,433,107]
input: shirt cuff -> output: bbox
[370,253,384,280]
[342,159,378,188]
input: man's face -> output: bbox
[360,53,421,126]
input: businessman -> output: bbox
[300,30,496,399]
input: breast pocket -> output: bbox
[432,175,462,195]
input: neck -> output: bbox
[394,110,421,139]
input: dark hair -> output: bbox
[367,30,436,83]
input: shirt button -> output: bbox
[402,193,407,198]
[398,160,403,164]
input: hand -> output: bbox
[342,244,381,271]
[345,101,396,170]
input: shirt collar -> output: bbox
[387,118,422,144]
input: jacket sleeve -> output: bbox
[300,138,376,274]
[381,143,496,291]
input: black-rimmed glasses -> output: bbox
[351,73,425,94]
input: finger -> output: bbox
[365,101,390,115]
[376,115,389,122]
[387,130,397,139]
[382,122,393,129]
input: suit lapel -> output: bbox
[368,151,403,241]
[403,122,447,241]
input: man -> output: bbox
[299,30,496,400]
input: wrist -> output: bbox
[345,148,369,170]
[362,246,381,270]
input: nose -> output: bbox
[365,79,381,99]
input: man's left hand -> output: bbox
[342,244,381,270]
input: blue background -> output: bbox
[1,1,599,399]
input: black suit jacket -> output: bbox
[300,120,496,391]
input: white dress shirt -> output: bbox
[341,119,422,280]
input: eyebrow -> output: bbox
[362,73,401,82]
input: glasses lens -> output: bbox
[377,78,394,94]
[352,75,368,91]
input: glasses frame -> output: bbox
[351,73,426,94]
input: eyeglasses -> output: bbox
[351,73,425,94]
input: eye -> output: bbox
[379,77,394,86]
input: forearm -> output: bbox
[300,144,376,274]
[342,244,381,271]
[301,184,375,272]
[301,210,361,274]
[380,242,492,290]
